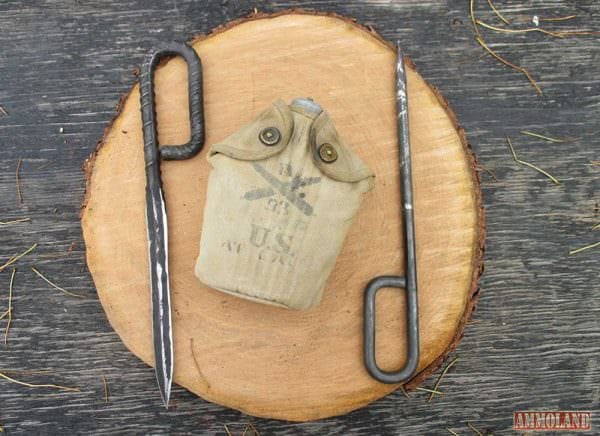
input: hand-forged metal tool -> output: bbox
[140,42,205,408]
[364,43,420,384]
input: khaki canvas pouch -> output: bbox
[195,98,374,310]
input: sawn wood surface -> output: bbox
[0,1,598,434]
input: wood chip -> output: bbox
[31,267,84,298]
[506,137,559,185]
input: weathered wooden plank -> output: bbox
[0,0,598,434]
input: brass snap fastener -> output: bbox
[318,143,338,163]
[259,127,281,146]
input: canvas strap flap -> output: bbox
[209,99,293,161]
[209,99,374,185]
[309,111,374,184]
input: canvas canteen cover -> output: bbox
[195,98,374,309]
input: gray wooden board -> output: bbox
[0,0,598,434]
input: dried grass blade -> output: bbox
[470,0,481,37]
[506,137,559,185]
[486,0,510,24]
[428,357,459,402]
[569,241,600,255]
[0,218,30,226]
[400,385,410,398]
[416,387,443,395]
[539,15,577,22]
[31,267,84,298]
[0,370,79,392]
[3,269,16,347]
[476,20,564,38]
[476,37,542,95]
[102,375,109,403]
[520,130,575,143]
[467,421,484,436]
[15,159,23,204]
[0,243,37,272]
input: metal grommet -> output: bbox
[259,127,281,146]
[318,143,338,163]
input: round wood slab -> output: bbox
[81,11,484,421]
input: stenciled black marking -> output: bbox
[244,163,320,216]
[363,43,419,384]
[140,42,205,408]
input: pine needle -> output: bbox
[31,267,84,298]
[0,105,8,116]
[470,0,481,37]
[416,387,444,395]
[476,19,564,38]
[0,243,37,272]
[428,357,459,402]
[102,375,109,403]
[467,421,484,436]
[476,164,499,182]
[224,425,233,436]
[520,130,576,143]
[242,422,260,436]
[3,269,16,347]
[569,241,600,255]
[400,385,410,398]
[506,137,559,185]
[447,429,460,436]
[16,159,23,204]
[0,370,79,392]
[475,37,542,95]
[539,15,577,22]
[0,368,52,376]
[0,309,10,322]
[592,223,600,231]
[486,0,510,25]
[0,218,30,226]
